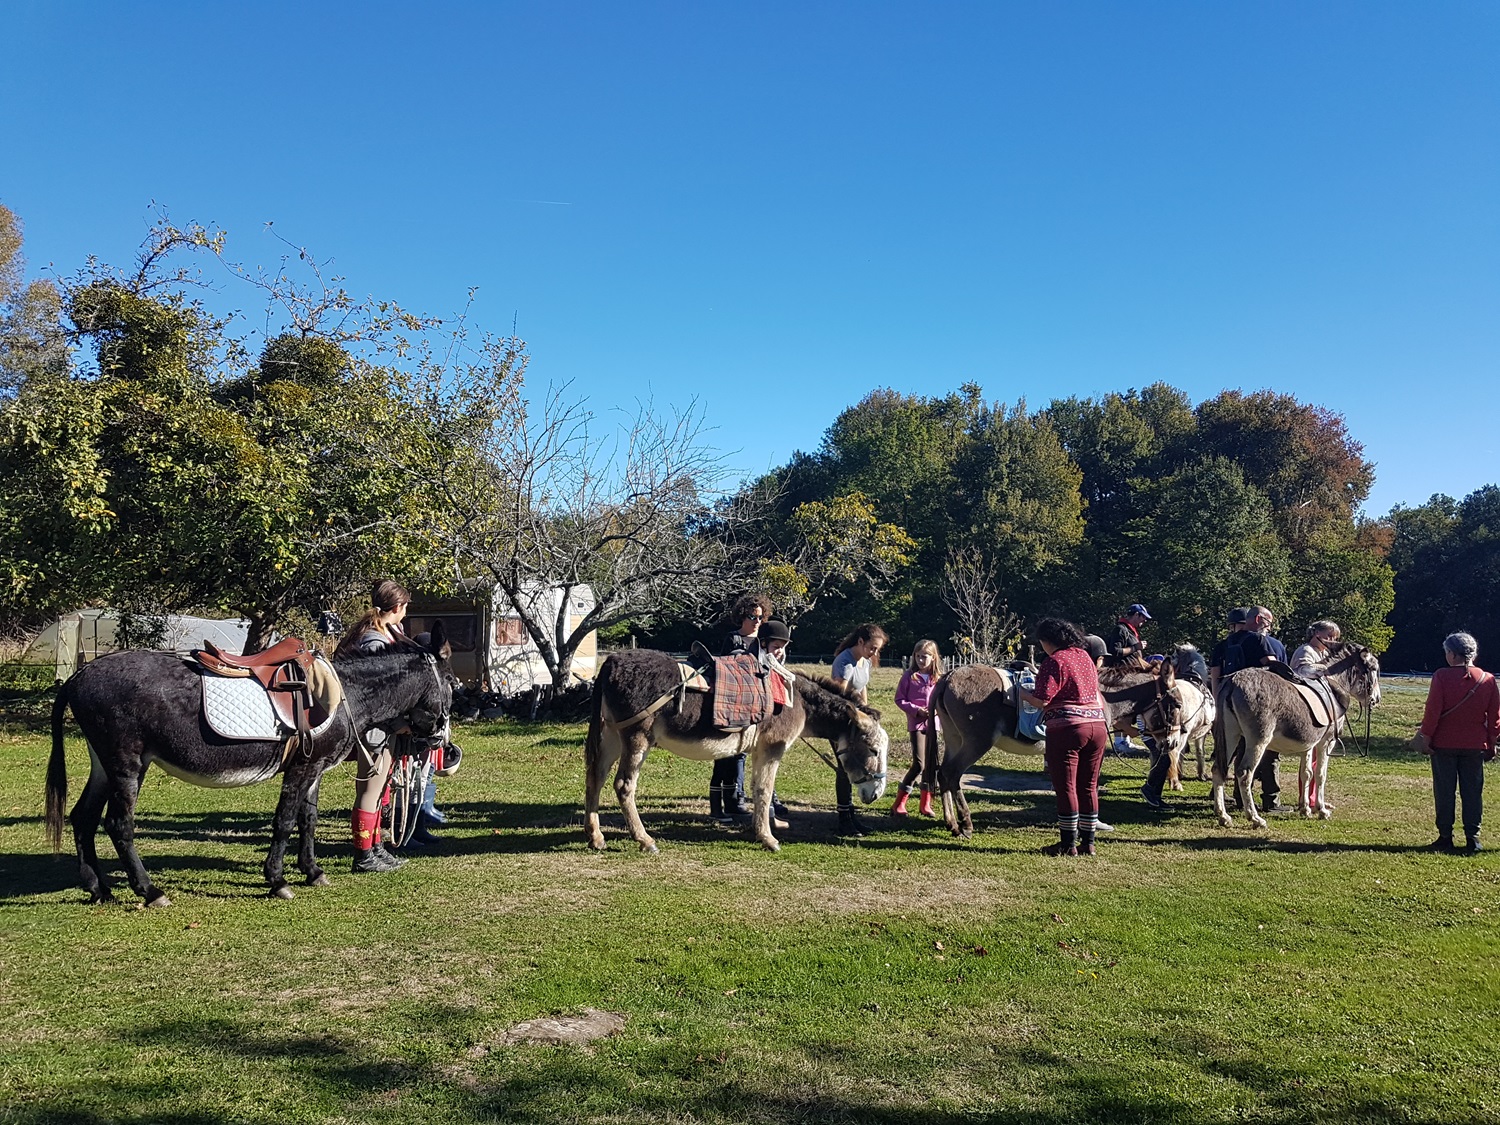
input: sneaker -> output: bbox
[1041,841,1078,857]
[1095,820,1115,834]
[1463,838,1483,855]
[1140,784,1164,810]
[1263,798,1285,814]
[772,796,790,820]
[352,848,399,874]
[1112,736,1137,755]
[1428,836,1455,852]
[372,843,407,870]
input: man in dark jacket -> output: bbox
[1110,604,1151,660]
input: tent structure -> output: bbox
[23,610,251,682]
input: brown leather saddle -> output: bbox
[191,638,325,752]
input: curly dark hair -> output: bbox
[1033,617,1086,651]
[728,592,773,625]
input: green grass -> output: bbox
[2,670,1497,1124]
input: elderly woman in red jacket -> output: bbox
[1420,631,1500,854]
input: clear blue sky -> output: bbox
[5,1,1496,516]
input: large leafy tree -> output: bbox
[1385,487,1500,670]
[1107,457,1292,648]
[0,214,452,647]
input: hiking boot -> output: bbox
[722,791,751,817]
[1428,836,1455,852]
[352,848,399,874]
[1140,784,1164,810]
[372,843,406,869]
[837,807,866,837]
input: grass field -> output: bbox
[2,667,1497,1124]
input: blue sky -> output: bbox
[4,1,1496,515]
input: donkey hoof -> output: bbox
[307,873,331,888]
[145,893,172,909]
[760,838,781,853]
[1251,817,1268,831]
[1318,808,1333,820]
[639,841,659,855]
[270,885,296,900]
[1217,815,1233,828]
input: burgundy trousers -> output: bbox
[1045,721,1108,822]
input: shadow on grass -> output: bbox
[0,1009,1464,1125]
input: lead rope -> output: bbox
[799,735,842,772]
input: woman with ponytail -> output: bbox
[336,580,413,873]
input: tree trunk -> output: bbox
[242,613,272,655]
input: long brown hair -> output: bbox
[336,580,411,655]
[833,623,888,667]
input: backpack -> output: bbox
[1220,633,1249,677]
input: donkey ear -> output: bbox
[428,620,452,662]
[1159,660,1175,686]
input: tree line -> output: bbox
[2,205,1494,677]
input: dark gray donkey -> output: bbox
[584,649,889,853]
[46,626,453,905]
[932,660,1186,838]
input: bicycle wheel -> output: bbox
[383,755,424,848]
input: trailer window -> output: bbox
[495,616,527,647]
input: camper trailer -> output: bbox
[405,582,598,692]
[23,609,251,682]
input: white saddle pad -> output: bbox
[201,674,338,741]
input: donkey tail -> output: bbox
[1212,684,1231,779]
[46,679,72,853]
[585,657,609,777]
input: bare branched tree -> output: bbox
[942,547,1022,663]
[416,377,763,689]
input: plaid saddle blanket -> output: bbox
[711,654,771,730]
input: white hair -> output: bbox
[1444,632,1479,664]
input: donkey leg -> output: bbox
[1237,742,1269,830]
[1194,733,1208,782]
[298,772,330,886]
[936,744,971,838]
[1315,737,1335,818]
[749,746,784,852]
[614,731,658,854]
[70,752,113,903]
[101,769,168,906]
[1297,754,1313,818]
[263,770,304,899]
[585,725,625,851]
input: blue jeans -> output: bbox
[1431,748,1484,840]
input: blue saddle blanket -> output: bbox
[1015,669,1046,742]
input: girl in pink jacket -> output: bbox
[893,639,942,817]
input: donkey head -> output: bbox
[1329,642,1381,707]
[405,621,455,746]
[1139,660,1187,751]
[835,705,890,804]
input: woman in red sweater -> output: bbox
[1419,631,1499,854]
[1020,618,1108,857]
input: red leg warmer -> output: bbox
[352,808,381,850]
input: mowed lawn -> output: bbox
[1,667,1497,1125]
